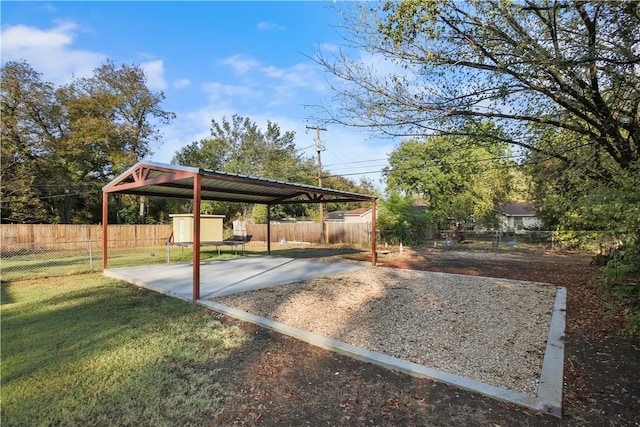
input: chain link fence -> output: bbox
[0,239,202,282]
[377,229,619,253]
[2,229,619,282]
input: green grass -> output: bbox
[1,274,248,426]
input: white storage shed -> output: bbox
[170,214,225,243]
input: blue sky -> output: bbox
[1,1,395,190]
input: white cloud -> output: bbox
[141,59,168,90]
[173,78,192,89]
[257,21,285,31]
[151,104,238,164]
[0,22,106,84]
[220,54,261,75]
[202,81,257,106]
[318,42,340,53]
[218,54,328,108]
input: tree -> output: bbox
[316,1,639,179]
[321,174,380,214]
[317,1,640,332]
[385,131,515,229]
[173,115,307,180]
[1,61,57,222]
[173,115,318,220]
[0,60,175,223]
[377,192,430,245]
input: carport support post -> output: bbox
[192,173,202,301]
[371,199,377,266]
[102,191,108,270]
[266,204,271,255]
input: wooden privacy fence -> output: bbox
[1,223,372,251]
[246,222,372,245]
[1,224,173,250]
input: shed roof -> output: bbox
[103,161,376,205]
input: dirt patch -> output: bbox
[207,247,639,426]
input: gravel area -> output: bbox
[210,266,558,395]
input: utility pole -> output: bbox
[306,125,327,243]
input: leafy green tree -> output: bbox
[173,115,308,180]
[0,60,174,223]
[377,192,430,245]
[251,204,269,224]
[173,115,315,221]
[318,0,639,333]
[385,132,514,229]
[321,174,380,215]
[317,1,638,177]
[1,61,56,222]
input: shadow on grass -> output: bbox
[1,276,248,426]
[0,282,14,304]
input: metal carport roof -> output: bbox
[103,161,376,204]
[101,161,378,300]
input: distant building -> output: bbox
[325,210,346,223]
[344,207,374,224]
[499,201,542,232]
[326,208,375,224]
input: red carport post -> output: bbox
[192,173,202,301]
[266,204,271,255]
[371,199,377,266]
[102,191,108,270]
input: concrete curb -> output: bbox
[198,285,566,418]
[537,286,567,416]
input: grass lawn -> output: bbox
[1,274,248,426]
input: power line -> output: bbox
[324,158,388,167]
[320,154,539,179]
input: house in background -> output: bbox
[325,207,376,224]
[325,210,346,223]
[498,201,542,232]
[343,207,374,224]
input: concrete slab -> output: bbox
[104,255,365,301]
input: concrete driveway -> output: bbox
[104,255,365,301]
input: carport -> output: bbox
[102,161,378,300]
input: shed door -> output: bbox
[179,219,185,242]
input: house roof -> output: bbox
[103,161,377,205]
[326,210,346,220]
[345,207,372,216]
[500,201,537,217]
